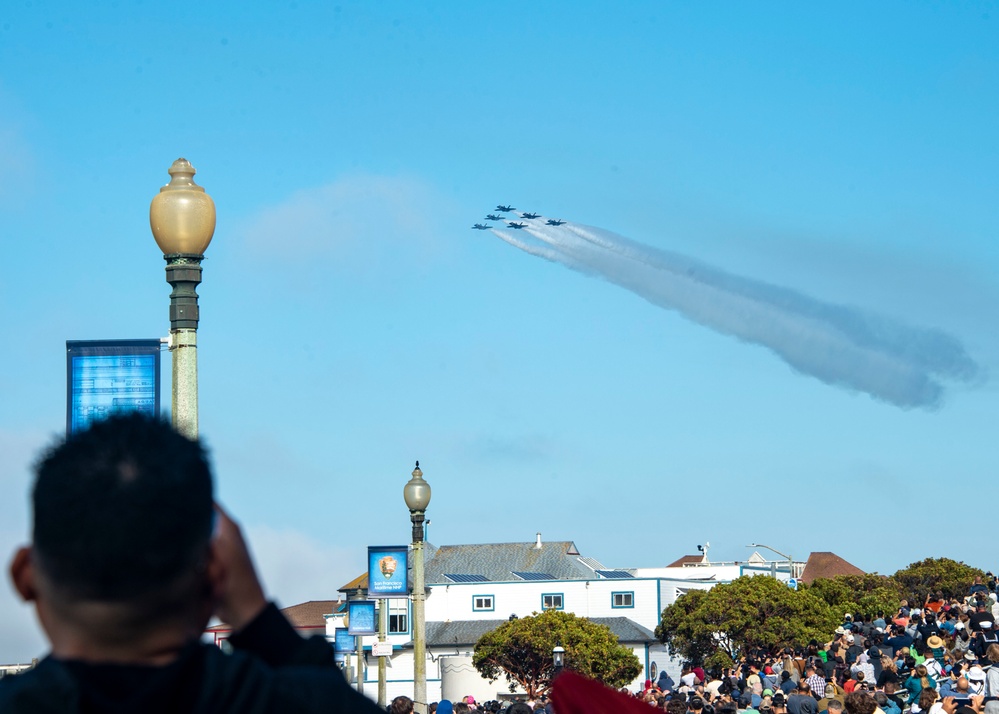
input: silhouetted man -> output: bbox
[0,414,383,714]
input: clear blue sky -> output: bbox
[1,1,997,660]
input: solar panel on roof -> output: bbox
[443,573,489,583]
[595,569,634,579]
[512,571,556,581]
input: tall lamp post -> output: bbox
[747,543,795,580]
[149,158,216,441]
[404,461,431,714]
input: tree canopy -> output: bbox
[473,610,642,697]
[656,576,838,665]
[802,574,902,620]
[891,558,985,604]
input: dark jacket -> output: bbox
[0,603,383,714]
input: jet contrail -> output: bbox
[488,217,979,410]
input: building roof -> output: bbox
[339,572,369,593]
[280,600,340,628]
[411,617,656,648]
[665,555,705,568]
[424,540,601,583]
[206,599,340,633]
[798,552,865,584]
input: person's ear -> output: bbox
[9,546,38,602]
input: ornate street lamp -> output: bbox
[149,158,215,440]
[747,543,795,580]
[404,461,431,714]
[553,645,565,676]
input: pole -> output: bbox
[378,597,388,707]
[412,512,427,714]
[165,255,204,440]
[356,635,364,694]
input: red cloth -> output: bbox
[551,671,653,714]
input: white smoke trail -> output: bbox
[492,219,979,409]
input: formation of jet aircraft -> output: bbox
[476,206,567,232]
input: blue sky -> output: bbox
[1,1,998,660]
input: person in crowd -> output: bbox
[844,692,878,714]
[788,681,818,714]
[904,665,937,706]
[392,697,416,714]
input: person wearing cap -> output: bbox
[927,635,948,661]
[818,684,844,713]
[972,621,999,660]
[971,601,997,633]
[966,666,987,697]
[955,623,974,655]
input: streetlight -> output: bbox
[149,158,215,441]
[746,543,795,579]
[552,645,565,677]
[404,461,431,714]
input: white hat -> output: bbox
[955,622,965,630]
[981,621,993,629]
[968,666,986,681]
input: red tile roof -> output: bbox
[280,600,340,628]
[799,552,865,584]
[666,555,705,568]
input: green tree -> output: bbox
[892,558,985,604]
[473,610,642,697]
[803,574,902,619]
[656,576,838,664]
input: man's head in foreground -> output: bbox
[9,413,217,662]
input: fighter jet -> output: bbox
[507,222,527,229]
[546,219,566,226]
[485,214,503,221]
[522,212,540,219]
[496,205,515,212]
[472,224,490,230]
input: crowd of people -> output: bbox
[631,584,999,714]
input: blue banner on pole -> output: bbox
[368,545,409,599]
[334,627,355,653]
[347,600,377,635]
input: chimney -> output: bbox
[535,532,542,549]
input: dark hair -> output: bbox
[844,692,876,714]
[507,705,532,714]
[32,414,214,603]
[391,697,415,714]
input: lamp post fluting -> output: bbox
[149,158,215,440]
[404,461,431,714]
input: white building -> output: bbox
[323,536,825,704]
